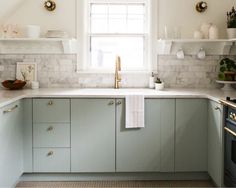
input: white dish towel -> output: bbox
[125,95,145,129]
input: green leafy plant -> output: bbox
[218,58,236,81]
[227,7,236,28]
[155,77,162,84]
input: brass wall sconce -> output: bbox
[44,0,56,11]
[196,1,208,13]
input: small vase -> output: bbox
[155,83,164,91]
[227,28,236,39]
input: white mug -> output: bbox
[26,25,40,38]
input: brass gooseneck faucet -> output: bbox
[114,56,121,89]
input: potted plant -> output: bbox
[155,77,164,91]
[218,58,236,81]
[227,7,236,38]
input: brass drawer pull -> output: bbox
[108,101,114,105]
[214,106,221,111]
[48,101,53,106]
[116,101,122,105]
[224,127,236,137]
[3,105,18,114]
[47,151,54,156]
[47,126,54,131]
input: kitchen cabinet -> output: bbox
[0,101,23,187]
[32,99,71,173]
[175,99,208,172]
[116,99,175,172]
[71,99,116,172]
[208,100,223,187]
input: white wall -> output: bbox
[158,0,236,39]
[0,0,235,38]
[2,0,76,37]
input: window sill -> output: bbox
[76,70,152,75]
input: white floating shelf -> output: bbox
[0,38,78,54]
[157,39,236,56]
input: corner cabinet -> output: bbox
[0,101,23,187]
[208,100,223,187]
[175,99,208,172]
[71,99,116,172]
[116,99,175,172]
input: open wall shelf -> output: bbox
[157,39,236,56]
[0,38,78,54]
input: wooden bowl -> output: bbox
[2,80,26,90]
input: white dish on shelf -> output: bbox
[45,30,68,38]
[216,80,236,91]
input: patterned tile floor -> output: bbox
[16,180,215,188]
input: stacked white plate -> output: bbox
[45,30,69,38]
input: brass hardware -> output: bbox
[214,106,221,111]
[3,105,18,114]
[48,100,53,106]
[44,0,56,11]
[224,127,236,137]
[108,101,114,105]
[116,101,122,105]
[47,151,54,156]
[230,112,236,121]
[219,99,236,110]
[114,56,121,89]
[47,126,54,131]
[196,1,208,13]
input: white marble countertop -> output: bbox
[0,88,235,108]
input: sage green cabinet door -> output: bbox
[0,101,23,187]
[175,99,208,172]
[33,148,70,173]
[71,99,115,172]
[33,99,70,123]
[116,99,175,172]
[208,101,223,187]
[33,123,70,148]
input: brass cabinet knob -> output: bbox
[214,106,221,111]
[48,100,53,106]
[108,101,114,105]
[47,126,54,131]
[116,101,122,105]
[47,151,54,156]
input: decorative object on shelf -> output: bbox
[45,30,69,38]
[176,49,185,59]
[216,80,236,91]
[149,72,155,89]
[44,0,56,11]
[31,81,39,90]
[0,24,20,38]
[227,7,236,39]
[155,77,164,91]
[200,23,211,39]
[196,1,208,13]
[194,30,204,39]
[26,25,41,38]
[1,80,26,90]
[197,48,206,59]
[218,58,236,81]
[16,62,37,87]
[209,25,219,39]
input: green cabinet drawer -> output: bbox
[33,148,70,173]
[33,99,70,123]
[33,123,70,148]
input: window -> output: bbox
[87,0,150,71]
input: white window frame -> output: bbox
[76,0,158,73]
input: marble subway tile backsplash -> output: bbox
[0,54,235,89]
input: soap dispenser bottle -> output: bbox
[149,72,155,89]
